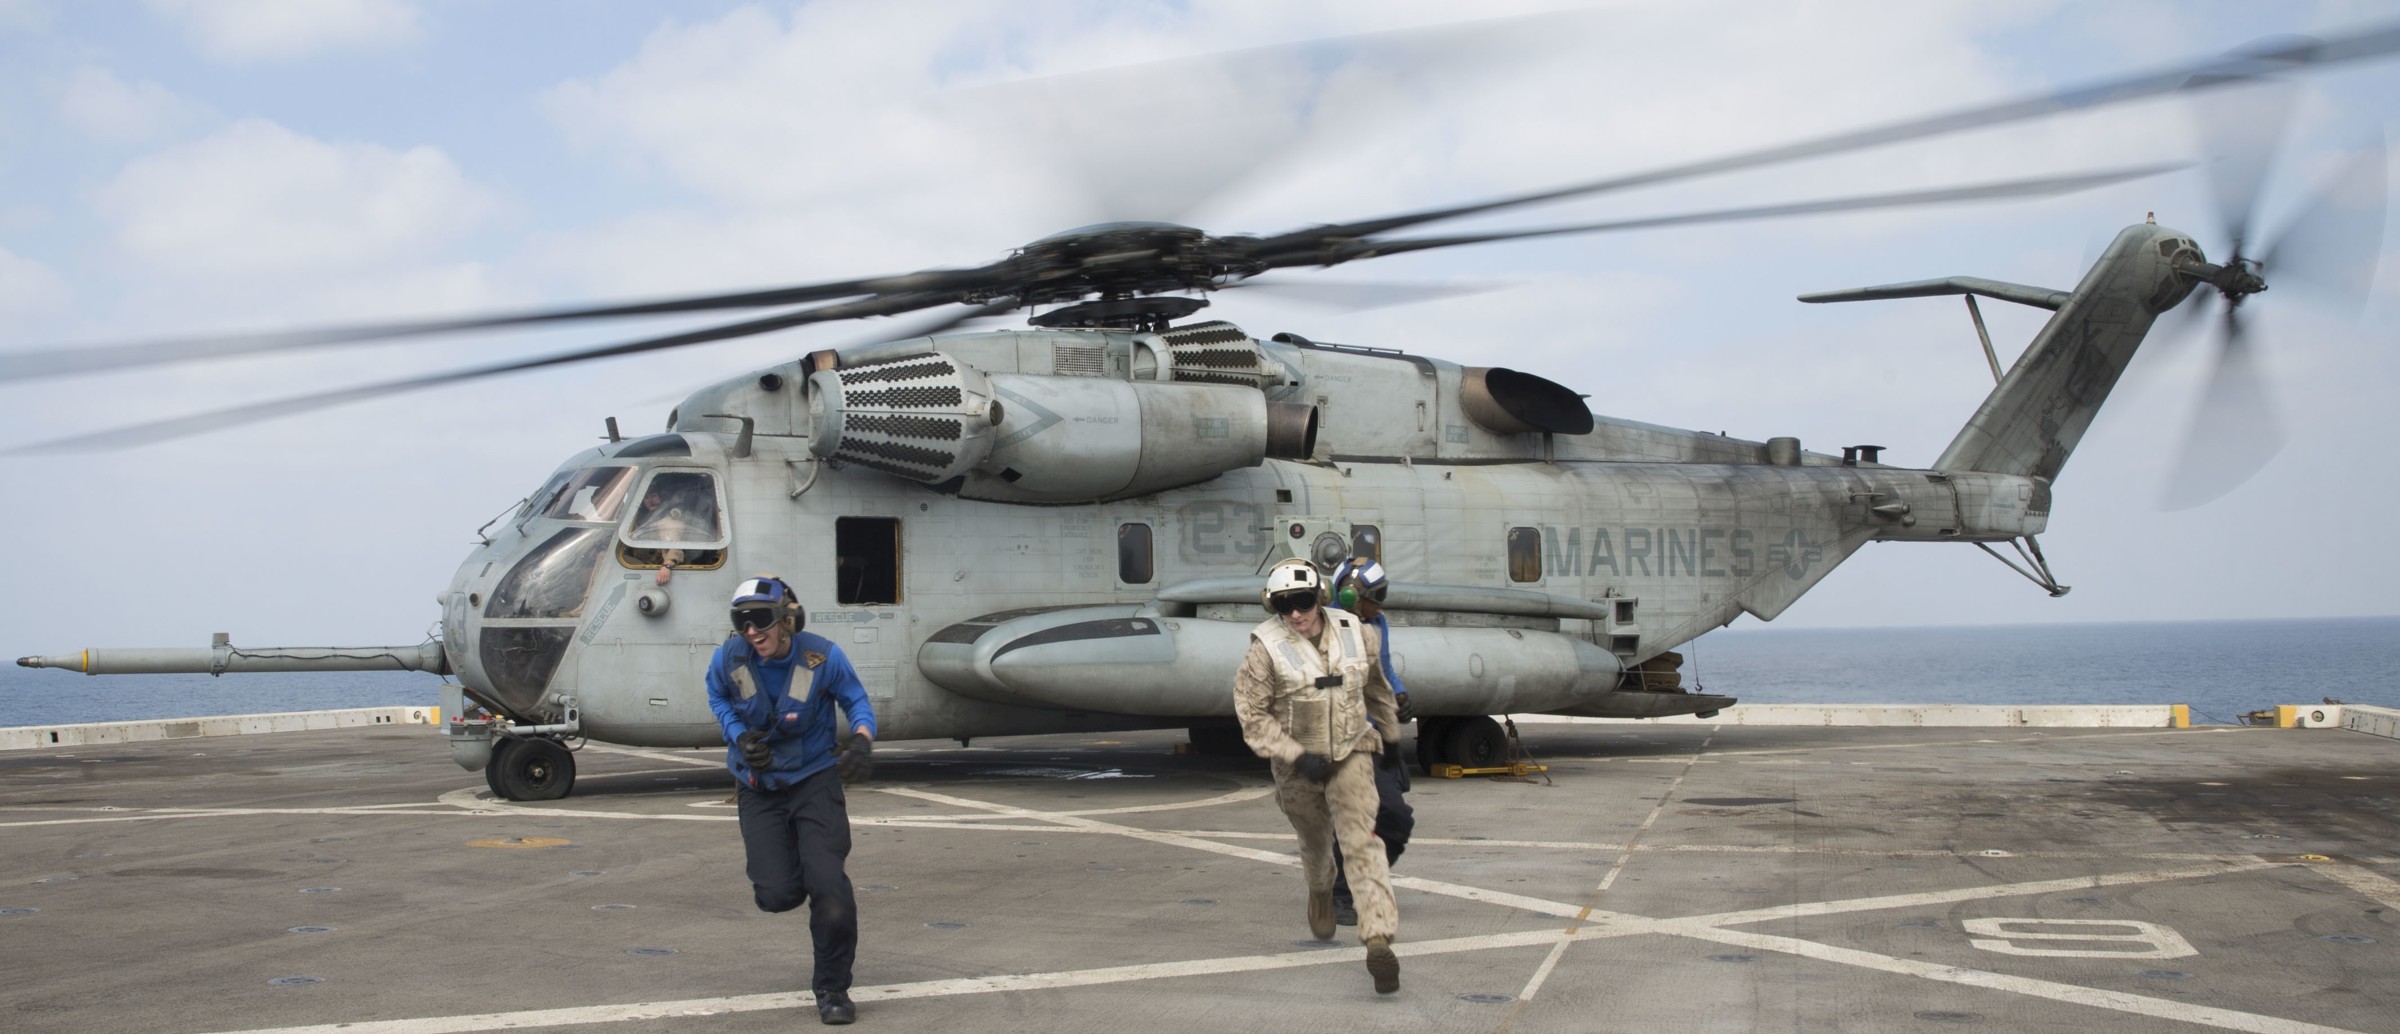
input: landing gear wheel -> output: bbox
[1186,723,1253,758]
[1443,716,1507,770]
[1415,718,1451,777]
[483,738,516,798]
[490,736,576,801]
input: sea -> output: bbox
[2,617,2393,729]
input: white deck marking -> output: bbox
[1030,785,1274,816]
[1677,924,2373,1034]
[2310,862,2400,913]
[1680,859,2282,928]
[190,928,1579,1034]
[1514,731,1715,1009]
[21,731,2370,1034]
[0,807,489,827]
[578,744,721,767]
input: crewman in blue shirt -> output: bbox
[706,576,878,1025]
[1328,557,1416,929]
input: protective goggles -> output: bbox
[1269,590,1320,615]
[731,607,782,632]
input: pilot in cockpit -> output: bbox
[633,487,690,584]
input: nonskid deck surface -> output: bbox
[2,722,2394,1033]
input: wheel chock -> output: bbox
[1433,761,1550,779]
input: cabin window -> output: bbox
[1118,523,1154,584]
[836,517,902,605]
[1507,526,1542,582]
[1351,524,1382,563]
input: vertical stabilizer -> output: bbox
[1935,223,2201,481]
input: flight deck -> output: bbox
[3,712,2395,1033]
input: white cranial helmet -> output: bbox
[1260,557,1328,612]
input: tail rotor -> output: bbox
[2158,49,2387,510]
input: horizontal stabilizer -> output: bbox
[1799,276,2069,311]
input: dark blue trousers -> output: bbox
[736,768,858,994]
[1333,757,1413,904]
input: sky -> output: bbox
[1,0,2397,652]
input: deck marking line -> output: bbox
[1514,730,1715,1012]
[1153,828,2272,864]
[881,783,1618,921]
[1680,859,2285,928]
[188,928,1576,1034]
[0,807,509,828]
[897,785,1273,819]
[579,744,722,767]
[1617,727,2238,763]
[2307,862,2400,914]
[1677,924,2370,1034]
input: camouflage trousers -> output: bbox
[1271,750,1397,942]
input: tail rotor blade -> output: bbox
[2193,81,2299,251]
[2260,135,2389,313]
[2158,309,2286,510]
[2184,37,2312,250]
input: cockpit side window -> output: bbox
[626,471,725,546]
[521,470,576,521]
[540,467,637,523]
[619,469,728,572]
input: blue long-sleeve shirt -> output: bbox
[1365,610,1407,699]
[704,630,878,789]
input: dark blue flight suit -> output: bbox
[706,630,879,999]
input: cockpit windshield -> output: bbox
[626,471,723,546]
[537,467,637,523]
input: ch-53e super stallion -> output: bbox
[11,25,2394,800]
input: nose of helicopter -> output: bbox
[444,524,617,718]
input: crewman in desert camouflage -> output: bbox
[1232,557,1404,994]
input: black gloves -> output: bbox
[736,730,772,769]
[1375,745,1401,772]
[1394,693,1415,724]
[836,732,874,783]
[1295,753,1332,783]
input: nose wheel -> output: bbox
[484,737,577,801]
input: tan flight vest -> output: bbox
[1250,607,1374,762]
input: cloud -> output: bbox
[90,118,501,279]
[0,0,50,32]
[0,244,69,315]
[145,0,420,63]
[56,66,217,145]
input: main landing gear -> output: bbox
[1413,715,1506,776]
[485,736,577,801]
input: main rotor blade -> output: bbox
[2158,308,2285,511]
[1221,278,1510,313]
[1249,21,2400,256]
[1288,164,2180,267]
[2260,136,2389,314]
[0,265,1010,384]
[4,292,985,455]
[940,9,1598,227]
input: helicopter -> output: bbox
[8,17,2396,801]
